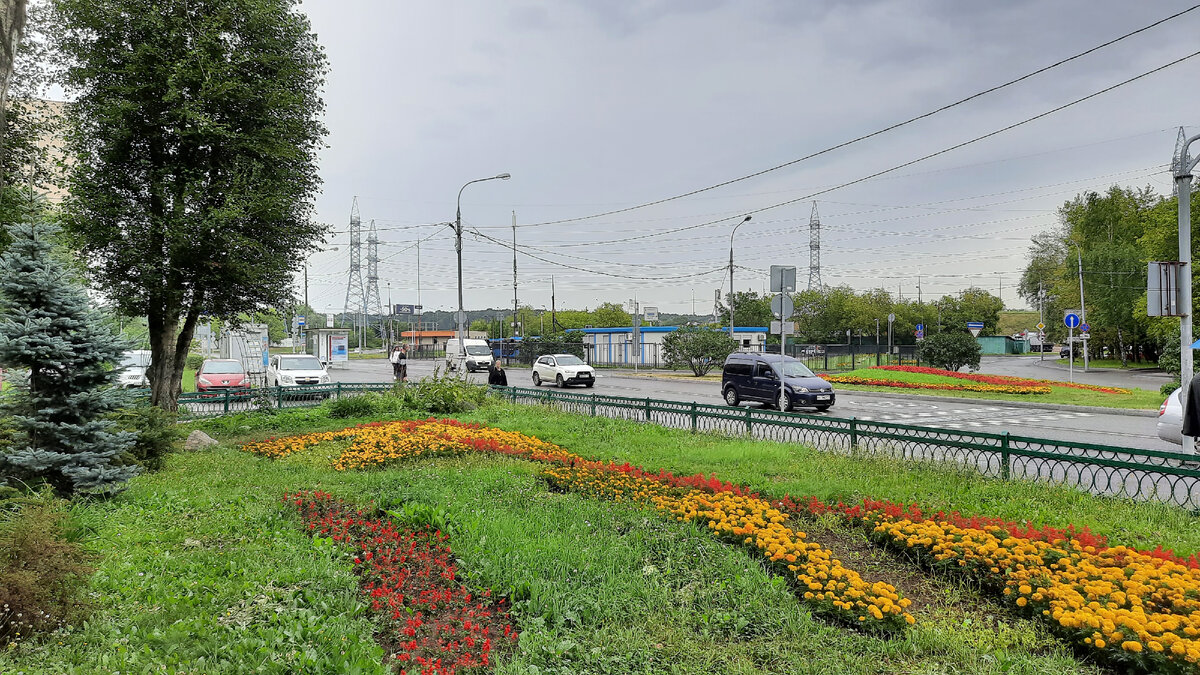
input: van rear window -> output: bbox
[725,363,752,377]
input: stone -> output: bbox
[184,430,219,452]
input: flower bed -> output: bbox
[287,490,518,674]
[870,365,1131,395]
[821,375,1050,395]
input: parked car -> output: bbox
[1158,387,1183,445]
[1059,345,1072,358]
[117,350,152,388]
[266,354,331,389]
[721,353,834,412]
[195,359,249,393]
[532,353,595,388]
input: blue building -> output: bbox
[581,326,768,366]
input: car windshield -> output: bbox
[280,357,323,371]
[202,361,244,374]
[556,355,585,366]
[777,362,815,378]
[466,346,491,355]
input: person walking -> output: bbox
[397,345,408,382]
[389,345,403,381]
[487,361,507,386]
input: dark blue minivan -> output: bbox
[721,353,835,412]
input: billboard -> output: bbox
[329,334,349,362]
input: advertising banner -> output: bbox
[329,334,349,362]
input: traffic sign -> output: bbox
[915,323,924,340]
[966,321,984,337]
[888,313,896,323]
[770,320,796,335]
[769,265,797,293]
[1036,322,1045,331]
[770,295,794,319]
[297,315,305,326]
[1080,332,1090,340]
[1064,313,1080,329]
[1079,322,1090,333]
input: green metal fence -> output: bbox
[496,386,1200,511]
[175,382,396,419]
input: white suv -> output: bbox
[266,354,331,388]
[532,354,595,388]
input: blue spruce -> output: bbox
[0,222,139,495]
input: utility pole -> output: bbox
[551,276,557,337]
[415,239,421,351]
[1174,127,1200,455]
[1038,282,1046,362]
[512,211,518,354]
[1076,243,1088,372]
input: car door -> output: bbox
[543,357,557,381]
[267,356,279,386]
[751,362,778,401]
[534,356,549,380]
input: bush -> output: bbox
[109,405,182,471]
[396,368,489,414]
[185,354,204,371]
[918,332,982,372]
[1162,380,1181,396]
[0,492,93,646]
[328,393,383,419]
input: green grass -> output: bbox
[1059,357,1161,370]
[828,367,1164,409]
[15,400,1199,673]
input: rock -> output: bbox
[184,430,219,452]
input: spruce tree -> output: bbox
[0,221,138,495]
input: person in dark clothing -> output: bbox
[1182,376,1200,438]
[488,362,508,386]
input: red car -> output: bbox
[195,359,250,393]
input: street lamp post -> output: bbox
[1173,127,1200,455]
[727,215,752,349]
[454,173,510,369]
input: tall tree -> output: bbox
[0,222,137,496]
[0,0,27,191]
[51,0,328,410]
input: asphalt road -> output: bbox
[329,355,1177,453]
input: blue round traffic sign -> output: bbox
[1064,313,1080,329]
[1079,323,1090,333]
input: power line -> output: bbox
[548,49,1200,250]
[517,4,1200,229]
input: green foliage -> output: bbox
[326,393,384,419]
[661,326,735,375]
[0,222,138,496]
[109,405,182,472]
[50,0,329,410]
[718,291,772,330]
[589,302,631,328]
[917,331,982,372]
[395,369,490,414]
[519,333,585,361]
[185,353,204,371]
[0,491,93,646]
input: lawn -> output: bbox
[7,400,1198,674]
[825,366,1164,409]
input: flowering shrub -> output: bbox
[870,365,1131,395]
[286,491,518,674]
[822,375,1050,395]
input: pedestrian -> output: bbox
[488,361,508,386]
[398,345,408,382]
[389,345,403,381]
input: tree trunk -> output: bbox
[0,0,29,191]
[147,295,204,412]
[1117,327,1127,368]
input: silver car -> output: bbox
[1158,387,1183,445]
[532,354,595,388]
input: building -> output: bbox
[398,329,487,351]
[581,326,768,366]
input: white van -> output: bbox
[117,350,152,388]
[445,338,494,372]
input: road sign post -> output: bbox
[1064,311,1080,383]
[770,265,797,410]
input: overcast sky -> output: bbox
[295,0,1200,320]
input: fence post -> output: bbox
[277,385,283,409]
[223,390,230,414]
[745,406,753,436]
[336,382,343,400]
[849,417,859,454]
[1000,431,1011,480]
[645,397,652,423]
[690,401,698,433]
[591,394,597,417]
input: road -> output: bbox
[328,355,1176,453]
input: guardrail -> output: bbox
[175,382,396,419]
[495,386,1200,511]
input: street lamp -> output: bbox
[727,215,752,349]
[454,173,510,366]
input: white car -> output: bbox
[266,354,331,388]
[532,353,595,388]
[117,350,152,388]
[1158,387,1183,445]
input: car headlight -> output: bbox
[198,377,212,385]
[281,375,294,384]
[319,374,330,383]
[793,386,809,393]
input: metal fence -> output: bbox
[496,386,1200,511]
[175,382,395,419]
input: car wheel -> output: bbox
[777,390,793,412]
[815,405,831,412]
[723,386,740,407]
[556,374,565,388]
[532,372,541,386]
[585,382,594,388]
